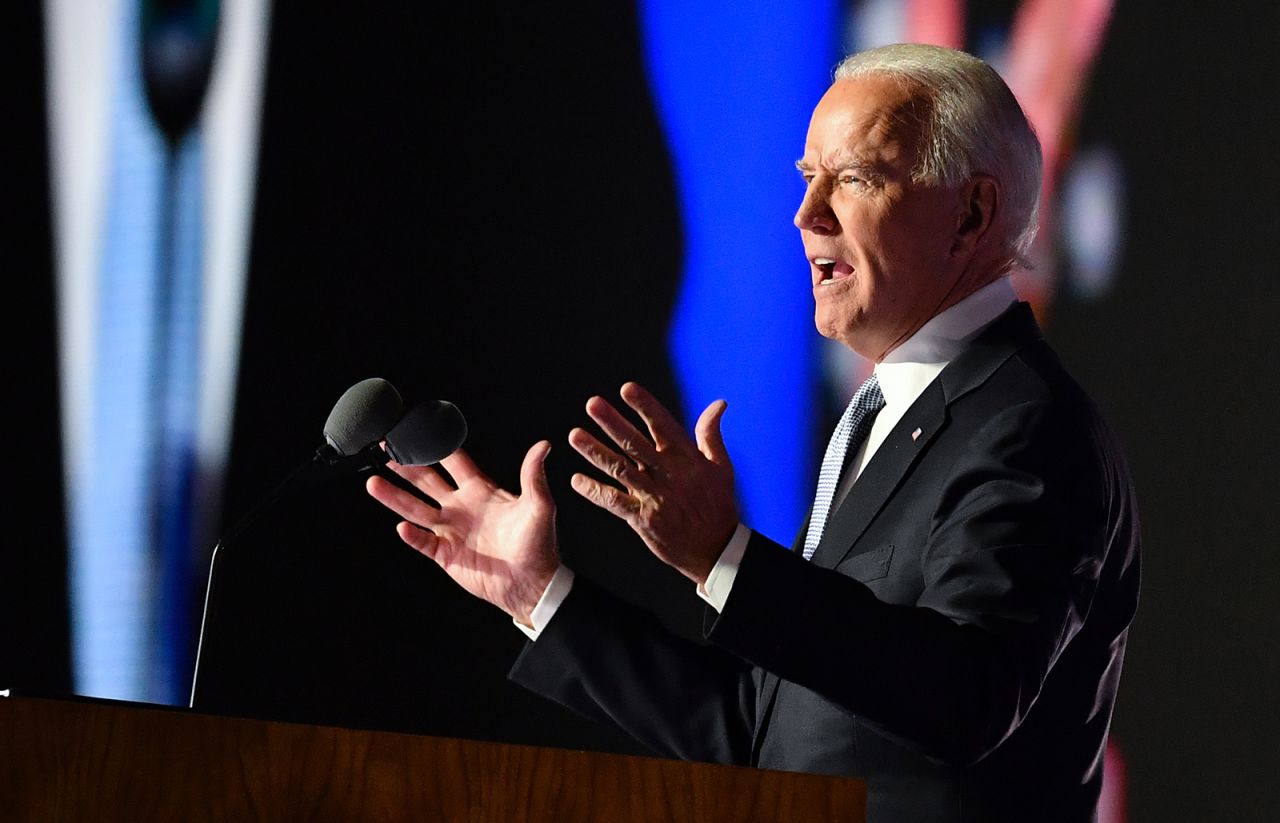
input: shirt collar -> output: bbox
[882,276,1017,365]
[873,276,1017,409]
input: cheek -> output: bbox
[839,208,900,268]
[869,224,943,286]
[896,204,957,259]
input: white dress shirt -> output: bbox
[517,276,1018,639]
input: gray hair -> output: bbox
[834,44,1042,272]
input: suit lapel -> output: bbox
[809,386,946,568]
[809,302,1041,570]
[748,303,1043,760]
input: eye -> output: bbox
[839,172,863,186]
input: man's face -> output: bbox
[795,75,966,361]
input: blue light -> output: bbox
[640,1,839,542]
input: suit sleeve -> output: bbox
[509,573,758,765]
[706,398,1123,766]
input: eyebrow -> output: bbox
[794,156,878,174]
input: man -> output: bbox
[367,44,1140,822]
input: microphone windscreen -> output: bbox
[323,378,404,456]
[384,400,468,466]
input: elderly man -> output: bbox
[367,44,1140,823]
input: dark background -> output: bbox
[8,2,1280,820]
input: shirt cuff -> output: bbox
[696,522,750,612]
[513,564,576,641]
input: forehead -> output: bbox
[802,75,926,170]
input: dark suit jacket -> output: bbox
[510,303,1141,823]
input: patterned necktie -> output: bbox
[802,374,885,560]
[73,0,207,703]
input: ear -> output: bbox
[951,176,999,256]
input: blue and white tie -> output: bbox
[71,0,207,703]
[802,374,885,560]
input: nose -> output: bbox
[793,182,835,234]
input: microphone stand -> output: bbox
[188,446,389,708]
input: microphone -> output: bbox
[314,379,468,471]
[314,377,405,470]
[384,399,468,466]
[189,378,467,707]
[219,377,468,538]
[322,376,405,456]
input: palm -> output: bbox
[567,383,738,584]
[428,478,556,614]
[366,442,559,623]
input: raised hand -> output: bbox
[365,442,560,626]
[568,382,738,585]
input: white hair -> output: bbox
[834,44,1043,272]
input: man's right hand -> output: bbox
[365,442,560,626]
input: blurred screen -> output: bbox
[14,2,1279,820]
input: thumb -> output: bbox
[519,440,554,505]
[695,399,730,464]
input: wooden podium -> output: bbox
[0,696,865,822]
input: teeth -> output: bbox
[814,257,838,285]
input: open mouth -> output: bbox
[813,256,854,285]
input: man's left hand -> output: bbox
[568,382,738,585]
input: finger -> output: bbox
[396,520,442,560]
[519,440,554,505]
[570,473,641,520]
[620,382,689,452]
[568,427,656,493]
[439,448,485,485]
[384,460,454,500]
[694,399,730,464]
[367,475,444,529]
[583,396,662,466]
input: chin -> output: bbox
[814,310,859,346]
[819,324,880,361]
[813,317,843,343]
